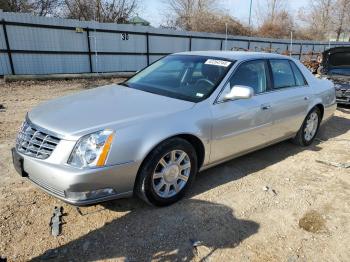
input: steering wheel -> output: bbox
[195,78,215,89]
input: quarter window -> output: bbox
[230,60,269,94]
[270,60,296,89]
[289,61,308,86]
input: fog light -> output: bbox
[65,188,116,201]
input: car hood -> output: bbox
[28,84,194,139]
[321,47,350,78]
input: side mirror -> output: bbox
[222,85,254,101]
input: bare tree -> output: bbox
[101,0,138,23]
[165,0,216,30]
[31,0,63,16]
[333,0,350,41]
[255,0,294,39]
[0,0,33,12]
[0,0,63,16]
[63,0,93,20]
[188,11,249,35]
[63,0,138,23]
[163,0,249,35]
[255,0,287,25]
[258,10,294,38]
[298,0,334,40]
[298,0,350,41]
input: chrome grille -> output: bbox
[16,121,60,159]
[338,89,350,97]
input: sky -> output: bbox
[141,0,308,27]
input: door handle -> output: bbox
[261,104,271,110]
[304,96,310,100]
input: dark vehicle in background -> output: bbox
[319,47,350,105]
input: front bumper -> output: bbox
[12,148,139,205]
[336,97,350,105]
[336,88,350,104]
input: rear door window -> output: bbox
[270,60,296,89]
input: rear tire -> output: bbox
[135,138,198,206]
[292,107,321,146]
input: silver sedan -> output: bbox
[12,51,336,206]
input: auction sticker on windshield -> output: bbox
[204,59,231,67]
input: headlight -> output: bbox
[68,130,115,168]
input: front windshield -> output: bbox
[328,68,350,76]
[125,55,234,102]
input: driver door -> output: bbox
[210,59,275,163]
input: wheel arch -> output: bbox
[133,133,206,191]
[314,103,324,120]
[307,98,325,121]
[176,134,205,169]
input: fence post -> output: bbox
[220,39,223,50]
[86,28,93,73]
[189,36,192,51]
[1,19,15,75]
[146,32,150,66]
[299,44,303,60]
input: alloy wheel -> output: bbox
[304,111,319,141]
[152,150,191,198]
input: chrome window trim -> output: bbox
[214,85,307,105]
[214,57,309,105]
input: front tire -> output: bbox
[135,138,198,206]
[292,107,321,146]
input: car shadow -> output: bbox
[317,114,350,141]
[192,140,320,198]
[31,199,259,261]
[336,104,350,111]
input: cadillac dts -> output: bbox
[12,51,336,206]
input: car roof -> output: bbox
[175,51,290,61]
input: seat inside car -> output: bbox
[231,67,263,93]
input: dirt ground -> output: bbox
[0,78,349,262]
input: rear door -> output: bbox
[266,59,312,139]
